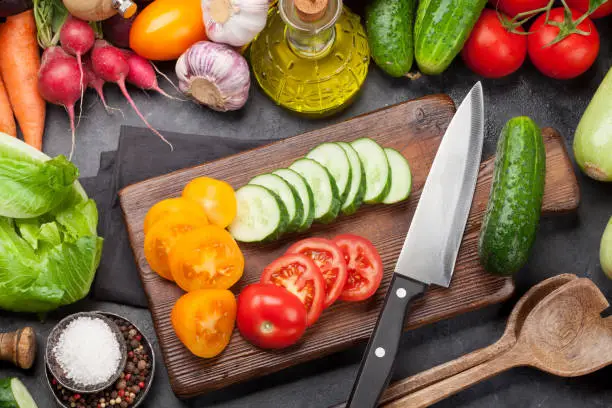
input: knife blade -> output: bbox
[345,82,485,408]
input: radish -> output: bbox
[59,16,96,118]
[123,50,182,100]
[83,55,120,115]
[38,46,84,160]
[90,40,172,148]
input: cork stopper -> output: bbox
[294,0,328,22]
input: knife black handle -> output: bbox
[346,274,426,408]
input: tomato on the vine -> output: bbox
[261,254,325,326]
[285,238,348,308]
[565,0,612,18]
[332,234,384,302]
[237,283,308,349]
[527,8,600,80]
[488,0,550,17]
[461,9,527,78]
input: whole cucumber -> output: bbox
[414,0,487,75]
[478,117,546,276]
[573,67,612,182]
[365,0,415,77]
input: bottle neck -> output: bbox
[286,24,335,59]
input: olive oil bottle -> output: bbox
[249,0,370,118]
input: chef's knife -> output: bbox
[345,82,485,408]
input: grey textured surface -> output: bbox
[1,15,611,408]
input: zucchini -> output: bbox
[414,0,487,75]
[248,173,304,233]
[478,117,546,276]
[350,138,391,204]
[337,142,366,215]
[228,185,289,242]
[365,0,415,77]
[273,168,315,231]
[0,378,38,408]
[289,158,341,224]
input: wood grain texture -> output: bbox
[386,278,612,408]
[118,94,580,398]
[0,327,36,370]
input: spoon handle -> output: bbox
[382,346,527,408]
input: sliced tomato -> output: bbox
[332,234,384,302]
[143,197,208,235]
[169,226,245,292]
[182,177,237,229]
[260,254,325,326]
[285,238,348,308]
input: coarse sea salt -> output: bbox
[53,316,122,386]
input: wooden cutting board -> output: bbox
[119,94,580,398]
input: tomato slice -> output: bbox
[260,254,325,326]
[171,289,236,358]
[143,214,208,280]
[143,197,208,235]
[332,234,384,302]
[285,238,348,308]
[182,177,237,229]
[169,226,245,292]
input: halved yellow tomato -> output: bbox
[143,214,208,280]
[182,177,237,229]
[169,226,244,292]
[171,289,236,358]
[143,197,208,235]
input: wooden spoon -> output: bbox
[331,274,577,407]
[385,278,612,408]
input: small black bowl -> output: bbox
[45,311,156,408]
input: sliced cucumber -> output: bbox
[382,148,412,204]
[0,378,38,408]
[273,168,315,232]
[337,142,366,215]
[351,138,392,203]
[248,173,303,233]
[305,142,352,202]
[229,185,289,242]
[289,158,341,224]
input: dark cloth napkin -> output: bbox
[80,126,269,308]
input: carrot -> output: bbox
[0,74,16,137]
[0,10,46,150]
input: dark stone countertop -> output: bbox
[1,13,611,408]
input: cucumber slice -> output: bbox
[382,148,412,204]
[351,138,392,204]
[229,185,289,242]
[289,158,341,224]
[273,168,315,232]
[0,378,38,408]
[305,142,352,202]
[248,173,304,233]
[337,142,366,215]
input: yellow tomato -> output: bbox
[143,197,208,236]
[169,226,244,292]
[171,289,236,358]
[129,0,207,61]
[182,177,237,229]
[143,214,208,280]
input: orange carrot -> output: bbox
[0,74,16,137]
[0,10,46,150]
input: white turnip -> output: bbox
[90,40,171,148]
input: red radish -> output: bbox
[83,55,119,115]
[59,17,96,117]
[90,40,172,148]
[123,50,181,100]
[38,46,84,159]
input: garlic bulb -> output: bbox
[201,0,269,47]
[176,41,251,112]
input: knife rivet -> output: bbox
[396,288,407,299]
[375,347,386,358]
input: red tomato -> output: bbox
[285,238,348,309]
[332,234,384,302]
[236,283,308,349]
[565,0,612,18]
[261,254,325,326]
[461,9,527,78]
[488,0,550,17]
[528,8,600,79]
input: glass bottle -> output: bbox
[249,0,370,118]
